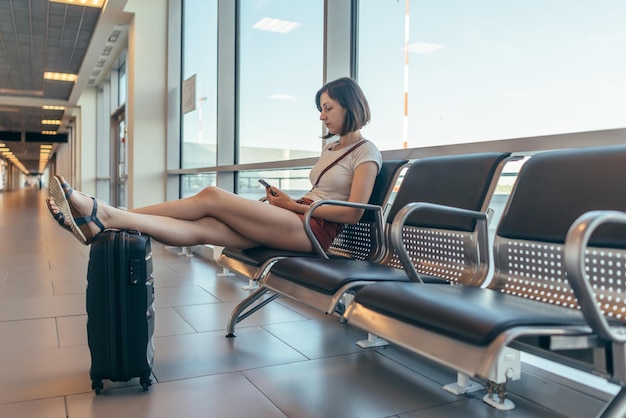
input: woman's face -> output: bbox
[318,92,346,135]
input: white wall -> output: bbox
[124,0,168,208]
[76,88,98,196]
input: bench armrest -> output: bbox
[565,210,626,343]
[390,202,490,283]
[304,200,384,258]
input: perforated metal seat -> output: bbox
[345,145,626,416]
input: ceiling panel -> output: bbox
[0,0,129,174]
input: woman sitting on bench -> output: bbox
[46,77,382,253]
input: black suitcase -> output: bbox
[86,229,155,394]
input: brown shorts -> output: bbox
[296,198,343,252]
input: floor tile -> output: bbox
[0,281,53,298]
[173,298,309,333]
[0,345,92,404]
[261,317,368,359]
[152,327,307,382]
[57,315,88,347]
[399,391,560,418]
[274,297,333,320]
[197,277,257,302]
[0,294,85,321]
[4,262,52,279]
[153,285,221,308]
[154,307,196,337]
[52,278,87,295]
[66,372,287,418]
[244,351,459,418]
[0,397,67,418]
[377,345,458,386]
[0,318,58,352]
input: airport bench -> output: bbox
[227,152,510,337]
[344,144,626,417]
[220,159,408,336]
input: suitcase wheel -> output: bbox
[140,376,152,391]
[92,379,103,395]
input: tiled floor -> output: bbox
[0,187,571,417]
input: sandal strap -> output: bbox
[60,181,73,199]
[53,211,65,225]
[73,197,106,233]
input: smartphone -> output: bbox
[258,179,278,196]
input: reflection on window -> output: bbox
[358,1,626,151]
[239,168,312,200]
[239,0,323,163]
[182,0,218,168]
[181,173,216,199]
[182,169,313,200]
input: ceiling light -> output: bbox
[253,18,300,33]
[49,0,106,8]
[42,120,62,125]
[0,88,43,96]
[41,131,58,135]
[42,105,66,110]
[39,144,53,173]
[1,152,28,174]
[44,72,78,82]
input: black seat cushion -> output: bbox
[386,152,510,232]
[220,247,321,267]
[268,258,446,295]
[498,145,626,248]
[353,282,588,346]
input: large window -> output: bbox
[181,0,218,169]
[238,0,324,164]
[358,1,626,150]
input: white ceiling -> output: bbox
[0,0,131,174]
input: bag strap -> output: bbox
[311,139,368,190]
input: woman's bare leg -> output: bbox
[48,185,315,251]
[129,192,223,221]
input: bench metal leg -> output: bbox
[443,372,483,395]
[242,278,259,290]
[483,380,515,411]
[598,386,626,418]
[225,286,280,338]
[356,332,389,348]
[481,347,520,411]
[217,267,235,277]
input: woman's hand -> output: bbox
[265,187,295,210]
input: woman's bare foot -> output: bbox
[45,196,72,232]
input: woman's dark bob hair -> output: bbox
[315,77,371,139]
